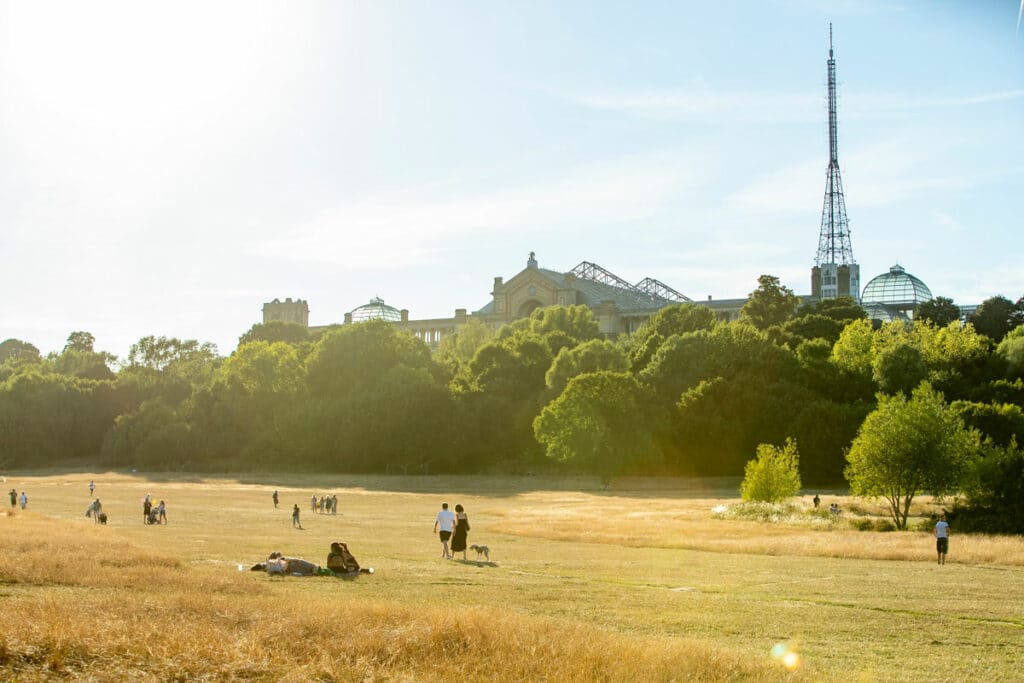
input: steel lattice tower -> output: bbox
[812,24,860,301]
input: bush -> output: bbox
[740,438,802,503]
[853,519,874,531]
[873,519,897,532]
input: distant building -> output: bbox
[262,297,309,326]
[264,253,746,347]
[859,264,932,322]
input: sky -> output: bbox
[1,0,1022,360]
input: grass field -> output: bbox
[1,472,1022,681]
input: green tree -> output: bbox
[959,440,1024,534]
[872,343,928,396]
[996,326,1024,377]
[970,296,1020,342]
[434,318,495,378]
[534,371,655,484]
[952,400,1024,448]
[0,339,40,364]
[545,339,628,397]
[51,341,117,381]
[64,331,97,353]
[781,314,845,347]
[498,305,601,345]
[625,303,717,371]
[101,399,192,470]
[916,297,961,328]
[795,296,866,324]
[784,296,866,347]
[127,336,217,371]
[740,438,802,503]
[305,320,435,400]
[845,383,979,529]
[830,318,875,377]
[739,275,799,331]
[238,321,311,346]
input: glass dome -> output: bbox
[860,264,932,307]
[349,297,402,322]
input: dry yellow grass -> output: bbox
[2,472,1023,681]
[486,491,1024,565]
[1,515,776,682]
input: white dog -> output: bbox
[469,544,489,561]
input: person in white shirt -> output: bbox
[433,502,455,559]
[934,513,950,565]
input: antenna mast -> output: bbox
[815,22,854,267]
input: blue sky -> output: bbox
[1,1,1022,359]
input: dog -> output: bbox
[97,512,108,525]
[469,544,489,561]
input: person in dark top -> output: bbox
[451,504,470,560]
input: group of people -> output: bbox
[86,498,106,523]
[8,489,26,509]
[433,502,471,560]
[274,491,339,529]
[142,494,167,525]
[812,495,842,516]
[259,541,369,576]
[311,494,338,515]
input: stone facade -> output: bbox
[262,298,309,326]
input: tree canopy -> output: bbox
[916,296,961,328]
[845,383,978,529]
[534,371,654,483]
[740,275,799,331]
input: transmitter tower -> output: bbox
[811,24,860,301]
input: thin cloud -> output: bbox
[253,157,700,269]
[555,86,1024,124]
[561,89,820,124]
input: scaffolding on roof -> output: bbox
[568,261,691,305]
[635,277,692,303]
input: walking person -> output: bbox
[143,497,152,524]
[19,491,27,509]
[433,502,455,559]
[91,498,102,523]
[272,490,279,508]
[451,504,470,561]
[157,500,167,524]
[935,513,950,565]
[292,504,302,529]
[89,480,95,497]
[331,493,338,515]
[8,489,16,507]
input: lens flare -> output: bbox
[770,641,803,672]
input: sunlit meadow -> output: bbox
[1,472,1022,681]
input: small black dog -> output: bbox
[97,512,108,525]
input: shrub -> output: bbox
[873,519,897,532]
[853,519,874,531]
[740,438,801,503]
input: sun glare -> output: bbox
[770,641,803,672]
[3,2,316,165]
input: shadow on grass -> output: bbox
[454,559,498,568]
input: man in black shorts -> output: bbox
[934,514,950,565]
[433,502,455,559]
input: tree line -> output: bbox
[2,280,1022,528]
